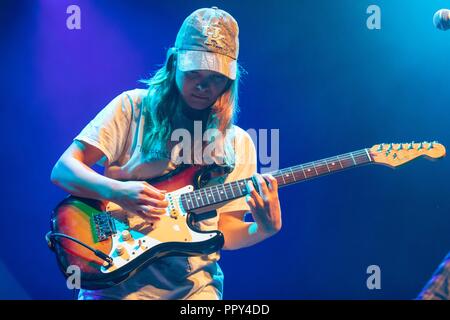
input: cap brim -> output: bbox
[177,50,237,80]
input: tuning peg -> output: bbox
[387,143,393,151]
[377,143,384,151]
[397,143,403,151]
[418,142,423,150]
[407,141,414,150]
[427,142,433,150]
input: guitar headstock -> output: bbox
[369,141,446,168]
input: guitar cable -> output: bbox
[45,232,113,266]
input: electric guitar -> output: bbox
[46,141,446,289]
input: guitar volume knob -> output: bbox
[116,245,125,256]
[121,230,132,241]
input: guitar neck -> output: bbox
[180,148,373,211]
[272,148,373,187]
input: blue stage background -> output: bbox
[1,0,449,299]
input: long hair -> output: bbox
[140,47,243,167]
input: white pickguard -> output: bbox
[100,185,217,273]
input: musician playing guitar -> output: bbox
[50,7,282,300]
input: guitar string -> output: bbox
[179,149,374,209]
[180,142,434,209]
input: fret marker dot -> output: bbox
[332,162,335,165]
[308,169,311,172]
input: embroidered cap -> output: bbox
[175,6,239,80]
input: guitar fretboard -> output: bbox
[180,148,372,211]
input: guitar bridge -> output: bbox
[93,212,116,242]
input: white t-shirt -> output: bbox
[74,88,256,300]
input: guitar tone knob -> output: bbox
[116,245,125,256]
[121,230,132,241]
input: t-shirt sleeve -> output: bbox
[216,129,257,214]
[74,92,133,166]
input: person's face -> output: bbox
[175,68,230,110]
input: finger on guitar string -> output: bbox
[246,177,264,208]
[263,174,278,192]
[142,182,166,200]
[137,195,169,208]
